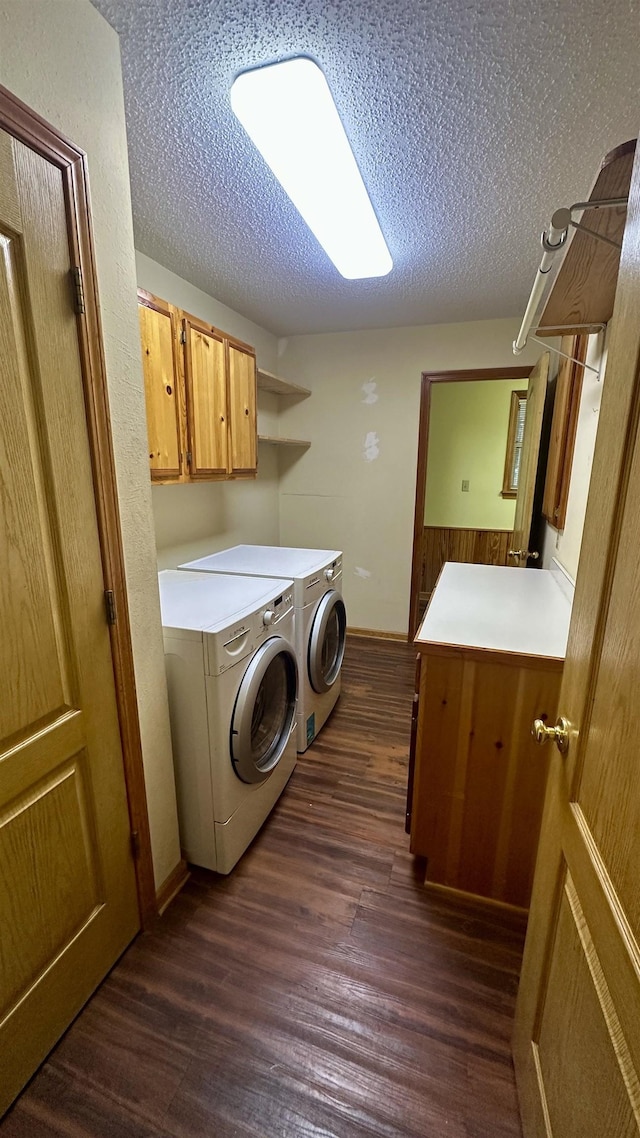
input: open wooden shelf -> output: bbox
[257,369,311,399]
[257,370,311,452]
[538,139,636,336]
[258,434,311,449]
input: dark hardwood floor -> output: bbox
[2,636,526,1137]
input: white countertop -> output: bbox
[415,562,572,660]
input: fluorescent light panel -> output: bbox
[230,58,392,280]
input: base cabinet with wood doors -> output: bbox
[138,288,257,483]
[408,562,572,909]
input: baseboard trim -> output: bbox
[423,880,528,916]
[155,858,190,915]
[347,626,408,643]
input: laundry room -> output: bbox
[1,1,640,1135]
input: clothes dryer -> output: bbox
[179,547,345,751]
[158,570,297,872]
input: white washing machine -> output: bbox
[158,570,298,873]
[179,547,346,752]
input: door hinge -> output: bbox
[104,589,117,625]
[130,830,141,859]
[71,265,85,315]
[180,328,186,344]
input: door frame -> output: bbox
[0,84,156,925]
[408,366,533,640]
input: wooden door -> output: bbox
[138,290,183,481]
[512,146,640,1136]
[0,129,139,1113]
[183,314,228,477]
[542,335,588,530]
[228,339,257,475]
[509,353,550,566]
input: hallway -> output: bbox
[2,637,526,1137]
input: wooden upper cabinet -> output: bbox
[183,316,228,477]
[136,290,258,482]
[138,290,183,481]
[228,340,257,475]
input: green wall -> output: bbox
[424,378,527,529]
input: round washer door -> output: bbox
[308,589,347,694]
[231,637,298,784]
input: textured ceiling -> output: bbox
[92,0,639,336]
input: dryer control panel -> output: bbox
[303,557,343,606]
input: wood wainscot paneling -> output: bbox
[421,526,514,597]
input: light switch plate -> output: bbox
[461,480,470,492]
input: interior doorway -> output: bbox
[408,366,533,638]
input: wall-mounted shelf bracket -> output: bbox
[529,323,606,379]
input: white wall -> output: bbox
[152,470,280,568]
[541,332,608,580]
[278,319,541,633]
[135,253,282,568]
[0,0,181,889]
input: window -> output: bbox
[501,390,528,498]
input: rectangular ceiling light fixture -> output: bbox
[230,57,392,280]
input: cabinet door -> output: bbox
[228,340,257,475]
[138,291,183,481]
[183,315,228,477]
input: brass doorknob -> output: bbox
[508,550,540,560]
[532,716,570,753]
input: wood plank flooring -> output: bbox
[1,636,526,1137]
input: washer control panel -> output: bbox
[260,589,294,632]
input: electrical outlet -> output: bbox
[461,480,470,492]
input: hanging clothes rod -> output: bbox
[513,196,628,354]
